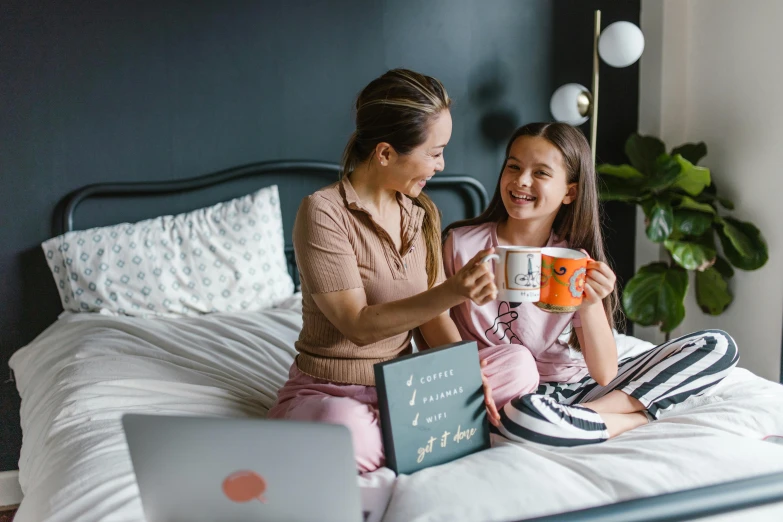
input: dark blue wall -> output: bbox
[0,0,638,471]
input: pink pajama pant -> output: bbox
[266,344,538,473]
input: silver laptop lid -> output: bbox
[123,414,362,522]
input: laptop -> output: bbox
[123,414,364,522]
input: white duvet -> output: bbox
[9,295,783,521]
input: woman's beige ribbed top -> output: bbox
[292,176,444,386]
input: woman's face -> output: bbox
[383,109,452,198]
[499,135,577,225]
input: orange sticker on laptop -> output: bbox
[223,470,267,503]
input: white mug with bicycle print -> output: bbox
[480,246,542,302]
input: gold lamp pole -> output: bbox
[590,10,601,163]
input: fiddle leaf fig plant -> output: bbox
[598,134,768,335]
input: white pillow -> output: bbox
[41,185,294,316]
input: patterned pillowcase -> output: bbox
[41,185,294,316]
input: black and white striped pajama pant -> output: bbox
[498,329,739,445]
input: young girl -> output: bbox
[443,122,739,446]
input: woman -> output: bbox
[267,69,538,472]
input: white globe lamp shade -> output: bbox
[598,21,645,67]
[549,83,591,126]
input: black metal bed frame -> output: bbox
[57,160,489,287]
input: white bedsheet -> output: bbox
[385,367,783,521]
[9,297,783,522]
[10,296,303,521]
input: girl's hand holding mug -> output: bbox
[578,250,616,306]
[583,260,616,305]
[448,248,498,306]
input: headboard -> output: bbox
[56,160,488,287]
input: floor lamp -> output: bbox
[549,10,645,162]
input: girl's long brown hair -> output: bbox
[445,122,623,348]
[340,69,450,289]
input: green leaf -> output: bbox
[677,195,716,214]
[671,154,711,196]
[598,176,644,202]
[695,179,734,209]
[625,134,666,175]
[671,142,707,165]
[622,262,688,332]
[713,255,735,279]
[647,201,674,242]
[673,209,713,236]
[640,197,656,218]
[664,238,717,271]
[644,155,681,193]
[716,216,751,255]
[716,217,769,270]
[717,197,735,210]
[695,267,732,315]
[597,164,646,179]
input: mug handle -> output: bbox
[480,253,500,264]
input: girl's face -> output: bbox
[499,135,577,226]
[379,110,452,198]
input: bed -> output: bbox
[9,161,783,522]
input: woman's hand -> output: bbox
[480,359,501,427]
[580,253,616,306]
[446,248,497,306]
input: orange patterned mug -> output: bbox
[535,247,589,313]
